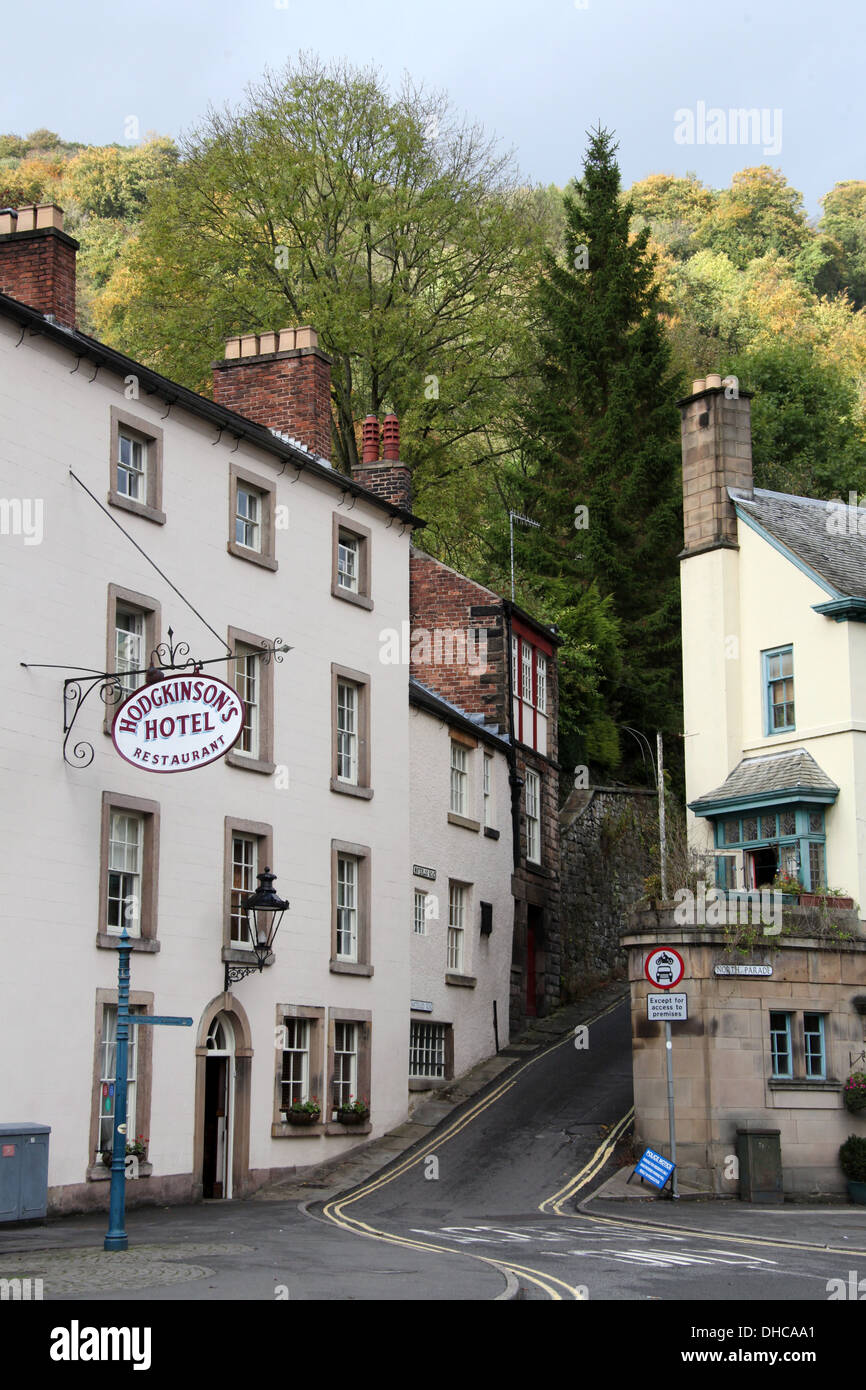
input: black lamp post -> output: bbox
[225,866,290,989]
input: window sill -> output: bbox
[331,584,374,612]
[87,1161,153,1183]
[325,1121,372,1137]
[226,540,278,572]
[330,778,374,800]
[225,751,276,775]
[330,960,374,977]
[221,945,275,966]
[768,1078,839,1092]
[483,826,500,840]
[96,933,160,953]
[107,491,166,526]
[448,812,480,832]
[446,972,477,989]
[271,1122,325,1138]
[409,1077,450,1092]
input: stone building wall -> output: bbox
[559,786,657,996]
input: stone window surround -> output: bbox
[766,1007,833,1086]
[227,462,278,571]
[96,790,161,952]
[272,1003,326,1137]
[330,662,372,798]
[331,512,374,611]
[408,1019,455,1091]
[86,986,154,1181]
[104,584,162,732]
[108,405,165,525]
[225,625,275,775]
[330,838,373,976]
[325,1008,372,1134]
[222,817,273,964]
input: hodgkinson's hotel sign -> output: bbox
[111,674,244,772]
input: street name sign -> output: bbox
[111,674,245,772]
[410,1000,433,1013]
[633,1147,676,1190]
[647,993,688,1021]
[714,964,773,977]
[644,947,685,990]
[413,865,436,881]
[129,1016,193,1028]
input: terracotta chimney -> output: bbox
[0,204,78,328]
[352,412,411,510]
[679,379,753,558]
[212,326,333,461]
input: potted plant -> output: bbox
[843,1072,866,1114]
[770,873,803,904]
[335,1096,369,1125]
[839,1134,866,1204]
[100,1135,148,1166]
[284,1097,321,1126]
[798,885,855,909]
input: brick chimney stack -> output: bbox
[352,412,412,510]
[212,327,333,461]
[679,375,753,558]
[0,204,78,329]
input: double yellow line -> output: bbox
[539,1106,635,1216]
[318,995,628,1299]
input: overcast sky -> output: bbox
[3,0,862,216]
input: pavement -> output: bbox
[2,975,865,1299]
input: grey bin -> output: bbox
[0,1124,51,1222]
[737,1127,783,1203]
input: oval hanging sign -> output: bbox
[111,674,245,773]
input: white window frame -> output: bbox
[448,881,466,973]
[336,854,359,961]
[525,769,541,863]
[281,1018,311,1108]
[536,653,547,714]
[333,1020,359,1109]
[450,741,468,816]
[337,533,360,593]
[115,607,145,695]
[414,889,428,936]
[117,430,147,502]
[521,640,533,703]
[107,810,143,937]
[483,753,493,827]
[230,833,257,949]
[98,1003,138,1156]
[336,680,359,784]
[235,485,262,552]
[511,634,519,690]
[234,647,260,758]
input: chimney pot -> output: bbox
[258,331,277,355]
[362,415,380,464]
[382,414,400,461]
[0,210,18,235]
[705,373,722,389]
[15,205,36,232]
[277,328,296,352]
[35,203,64,230]
[295,326,317,350]
[692,378,706,395]
[240,334,259,358]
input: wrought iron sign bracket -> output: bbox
[224,961,263,991]
[21,628,292,768]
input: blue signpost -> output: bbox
[631,1147,677,1192]
[104,927,192,1252]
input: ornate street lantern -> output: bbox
[243,866,290,970]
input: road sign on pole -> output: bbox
[644,947,684,990]
[644,948,686,1199]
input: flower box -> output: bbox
[284,1109,320,1126]
[335,1109,369,1126]
[798,894,854,909]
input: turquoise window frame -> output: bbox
[803,1013,827,1080]
[712,805,826,890]
[762,645,795,735]
[769,1011,793,1078]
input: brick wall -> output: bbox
[680,382,754,556]
[409,550,507,725]
[0,224,77,329]
[213,339,332,460]
[352,461,412,511]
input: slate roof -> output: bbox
[408,678,510,750]
[690,748,839,813]
[729,487,866,600]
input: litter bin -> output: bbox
[737,1127,783,1203]
[0,1124,51,1222]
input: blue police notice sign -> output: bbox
[633,1147,676,1190]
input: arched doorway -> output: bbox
[203,1014,235,1199]
[194,994,253,1201]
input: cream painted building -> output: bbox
[408,680,513,1095]
[0,206,420,1211]
[681,377,866,914]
